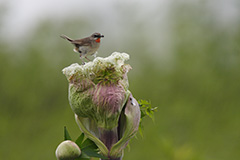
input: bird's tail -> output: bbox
[60,34,73,42]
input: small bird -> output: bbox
[60,32,104,63]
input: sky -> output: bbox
[1,0,239,39]
[0,0,169,39]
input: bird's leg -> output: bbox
[79,55,85,65]
[85,57,91,61]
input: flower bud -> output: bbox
[62,52,140,159]
[55,140,81,160]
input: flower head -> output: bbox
[62,52,140,159]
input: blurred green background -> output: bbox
[1,0,240,159]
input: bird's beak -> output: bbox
[101,35,104,38]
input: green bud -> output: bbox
[55,140,81,160]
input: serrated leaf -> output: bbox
[137,99,158,136]
[138,99,157,121]
[64,126,72,140]
[75,133,85,147]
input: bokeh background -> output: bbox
[1,0,240,159]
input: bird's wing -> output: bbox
[72,37,91,47]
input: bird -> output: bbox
[60,32,104,64]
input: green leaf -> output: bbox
[81,138,98,150]
[138,123,143,137]
[75,156,89,160]
[76,151,91,160]
[75,133,107,159]
[61,128,106,159]
[64,126,72,140]
[138,99,157,121]
[75,133,85,147]
[75,158,89,160]
[138,99,158,137]
[76,133,106,159]
[82,148,107,159]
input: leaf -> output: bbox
[137,99,158,137]
[62,128,107,159]
[61,128,106,159]
[138,123,143,137]
[75,134,107,159]
[64,126,72,140]
[76,151,91,160]
[75,156,89,160]
[81,138,98,150]
[75,133,85,147]
[138,99,157,121]
[82,148,107,159]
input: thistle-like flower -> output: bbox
[62,52,140,160]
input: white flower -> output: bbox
[62,52,130,79]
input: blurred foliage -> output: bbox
[0,1,240,160]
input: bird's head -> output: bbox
[91,32,104,43]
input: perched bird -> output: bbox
[60,32,104,63]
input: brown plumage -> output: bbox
[60,32,104,64]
